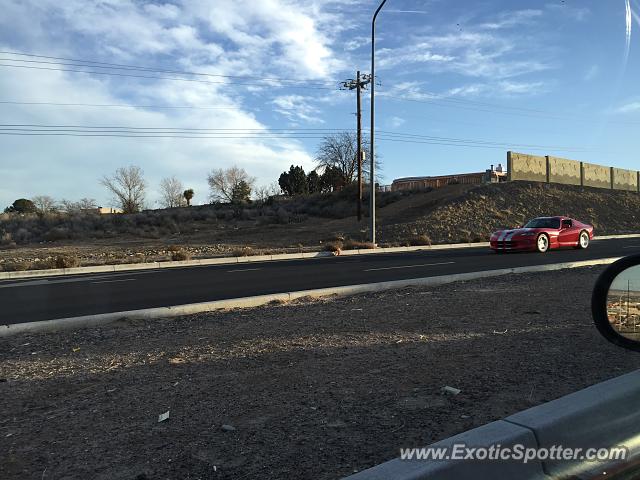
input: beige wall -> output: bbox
[547,156,581,186]
[612,168,638,191]
[507,152,547,182]
[506,151,638,192]
[582,162,612,189]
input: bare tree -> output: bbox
[77,198,98,210]
[207,166,255,203]
[60,198,98,214]
[32,195,57,214]
[315,131,381,183]
[100,166,146,213]
[254,182,281,202]
[159,176,186,208]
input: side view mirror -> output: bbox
[592,255,640,352]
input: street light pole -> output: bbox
[370,0,387,246]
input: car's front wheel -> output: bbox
[576,230,590,249]
[536,233,549,253]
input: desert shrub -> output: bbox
[408,234,432,246]
[0,232,12,245]
[2,260,33,271]
[323,241,343,253]
[43,227,71,242]
[343,239,375,250]
[170,249,192,261]
[13,228,31,244]
[55,255,80,268]
[232,246,253,257]
[167,245,182,253]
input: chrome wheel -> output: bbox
[579,231,589,249]
[537,234,549,253]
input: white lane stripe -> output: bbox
[227,268,262,273]
[364,261,455,272]
[91,279,137,284]
[622,245,640,248]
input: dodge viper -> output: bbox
[490,216,594,253]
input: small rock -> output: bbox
[441,386,462,396]
[221,424,236,432]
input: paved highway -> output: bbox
[1,238,638,325]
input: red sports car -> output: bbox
[490,216,594,253]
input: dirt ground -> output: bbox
[2,266,639,480]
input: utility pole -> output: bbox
[341,72,371,221]
[370,0,388,245]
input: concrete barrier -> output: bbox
[346,421,548,480]
[345,370,640,480]
[580,162,612,189]
[612,167,638,192]
[0,256,621,337]
[547,156,581,186]
[507,152,547,182]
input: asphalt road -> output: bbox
[1,238,638,325]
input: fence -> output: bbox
[507,152,639,192]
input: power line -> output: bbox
[0,63,337,91]
[0,51,336,87]
[0,124,593,152]
[0,131,591,152]
[0,101,246,110]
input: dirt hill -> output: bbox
[376,181,640,244]
[2,181,640,270]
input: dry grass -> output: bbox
[407,234,432,247]
[342,239,375,250]
[231,246,253,257]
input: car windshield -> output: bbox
[524,218,561,229]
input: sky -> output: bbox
[1,0,640,208]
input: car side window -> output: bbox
[562,220,572,228]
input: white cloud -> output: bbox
[616,101,640,114]
[479,9,543,30]
[0,0,354,207]
[545,3,591,22]
[387,116,405,129]
[272,95,324,124]
[377,31,550,80]
[584,64,599,81]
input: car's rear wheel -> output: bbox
[576,230,590,249]
[536,234,549,253]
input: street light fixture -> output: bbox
[370,0,388,246]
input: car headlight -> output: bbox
[520,232,536,236]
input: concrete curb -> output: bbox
[0,242,495,281]
[0,233,635,281]
[345,369,640,480]
[0,256,620,337]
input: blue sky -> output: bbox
[1,0,640,208]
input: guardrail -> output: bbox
[344,370,640,479]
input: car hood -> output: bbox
[491,228,542,237]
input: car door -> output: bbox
[558,219,578,246]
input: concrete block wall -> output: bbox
[582,162,611,189]
[507,152,547,182]
[612,167,638,191]
[547,156,581,186]
[507,151,638,192]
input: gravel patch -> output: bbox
[1,266,638,479]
